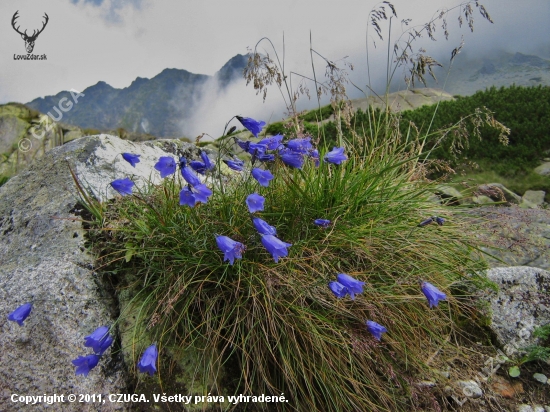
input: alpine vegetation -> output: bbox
[30,1,497,410]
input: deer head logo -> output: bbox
[11,11,49,54]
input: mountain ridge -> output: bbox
[26,54,249,137]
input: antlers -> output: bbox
[11,11,49,40]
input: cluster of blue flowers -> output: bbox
[328,273,447,341]
[212,116,353,264]
[6,307,158,377]
[6,115,449,380]
[72,326,114,376]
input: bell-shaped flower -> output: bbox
[236,116,266,137]
[435,216,445,226]
[192,184,212,204]
[190,160,207,174]
[223,159,245,172]
[84,326,113,355]
[366,320,388,341]
[200,151,214,171]
[324,147,348,165]
[247,143,267,156]
[336,273,365,300]
[155,156,177,178]
[421,282,447,308]
[259,134,284,150]
[251,168,274,187]
[253,217,277,236]
[72,354,100,377]
[279,149,304,169]
[181,166,201,187]
[261,234,292,263]
[216,235,245,265]
[257,153,275,162]
[179,186,196,207]
[137,344,158,376]
[314,219,331,228]
[328,281,348,298]
[236,139,251,151]
[7,303,32,326]
[246,193,265,213]
[122,153,140,167]
[286,138,313,154]
[418,217,434,227]
[111,178,134,196]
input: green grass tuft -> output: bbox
[85,128,490,411]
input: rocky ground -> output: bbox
[423,206,550,412]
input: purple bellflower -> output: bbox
[258,134,284,150]
[236,139,251,151]
[181,166,202,187]
[366,320,388,341]
[137,344,158,376]
[7,302,32,326]
[260,234,292,263]
[191,184,212,204]
[336,273,365,300]
[111,178,134,196]
[179,186,196,207]
[324,147,348,165]
[200,151,214,171]
[247,143,267,156]
[122,153,140,167]
[418,217,434,227]
[314,219,331,228]
[251,168,274,187]
[236,116,266,137]
[253,217,277,236]
[190,160,207,174]
[246,193,265,213]
[421,282,447,308]
[286,138,313,154]
[84,326,113,355]
[328,281,348,299]
[154,156,177,178]
[279,149,304,169]
[72,354,100,377]
[435,216,445,226]
[223,159,245,172]
[257,153,275,162]
[216,235,245,265]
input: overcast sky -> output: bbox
[1,0,548,119]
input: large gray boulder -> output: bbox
[534,162,550,176]
[0,134,195,411]
[520,190,546,209]
[485,266,550,357]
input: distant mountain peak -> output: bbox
[25,54,249,137]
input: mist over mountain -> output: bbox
[26,54,249,138]
[24,50,550,139]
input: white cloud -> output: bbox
[0,0,547,113]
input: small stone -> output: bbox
[517,405,533,412]
[456,380,483,398]
[533,373,548,384]
[533,406,545,412]
[417,381,437,388]
[490,375,524,399]
[435,369,450,379]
